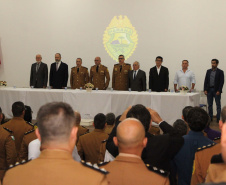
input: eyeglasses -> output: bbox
[118,58,124,60]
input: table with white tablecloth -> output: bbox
[0,87,200,125]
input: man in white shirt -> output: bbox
[174,60,196,92]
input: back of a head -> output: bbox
[221,106,226,123]
[94,113,106,129]
[106,113,115,125]
[126,104,151,132]
[187,107,208,132]
[182,106,193,122]
[37,102,76,145]
[24,105,32,123]
[173,119,188,136]
[12,101,25,117]
[116,118,145,150]
[74,111,81,125]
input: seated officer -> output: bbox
[100,118,169,185]
[3,102,107,185]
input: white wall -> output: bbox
[0,0,226,112]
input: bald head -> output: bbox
[94,56,101,65]
[114,118,147,156]
[74,111,81,125]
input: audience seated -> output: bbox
[173,107,215,185]
[0,107,17,182]
[77,113,109,164]
[2,102,34,160]
[105,112,115,135]
[3,102,107,185]
[106,103,184,185]
[100,118,170,185]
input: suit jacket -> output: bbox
[30,62,48,88]
[204,68,224,93]
[128,70,146,91]
[149,66,169,92]
[3,150,107,185]
[102,155,170,185]
[106,121,184,172]
[50,62,68,89]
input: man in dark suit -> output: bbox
[30,54,48,88]
[128,61,146,91]
[149,56,169,92]
[49,53,68,89]
[204,59,224,122]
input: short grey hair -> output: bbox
[133,61,140,66]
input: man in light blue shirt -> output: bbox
[174,60,196,92]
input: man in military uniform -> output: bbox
[70,58,89,89]
[100,118,169,185]
[77,113,109,164]
[74,111,89,144]
[112,55,131,90]
[0,107,17,181]
[3,102,34,160]
[90,57,110,90]
[3,102,108,185]
[19,129,37,161]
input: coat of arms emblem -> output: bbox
[103,15,138,61]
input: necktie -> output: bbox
[56,62,59,71]
[36,63,39,72]
[120,65,122,72]
[77,68,79,73]
[133,71,136,79]
[96,65,99,72]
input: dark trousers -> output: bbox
[207,88,221,120]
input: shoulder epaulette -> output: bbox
[114,64,119,66]
[3,127,13,133]
[8,160,31,170]
[197,142,216,152]
[213,136,221,141]
[125,63,131,65]
[71,67,75,69]
[82,66,88,69]
[26,121,34,127]
[80,160,109,174]
[102,139,107,143]
[146,164,169,177]
[98,161,110,167]
[24,129,35,135]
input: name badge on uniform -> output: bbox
[124,70,128,72]
[115,68,117,71]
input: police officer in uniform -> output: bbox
[70,58,89,89]
[0,107,17,181]
[90,57,110,90]
[112,55,131,90]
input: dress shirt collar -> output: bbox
[134,69,139,73]
[187,130,204,136]
[180,69,190,73]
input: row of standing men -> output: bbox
[30,54,195,91]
